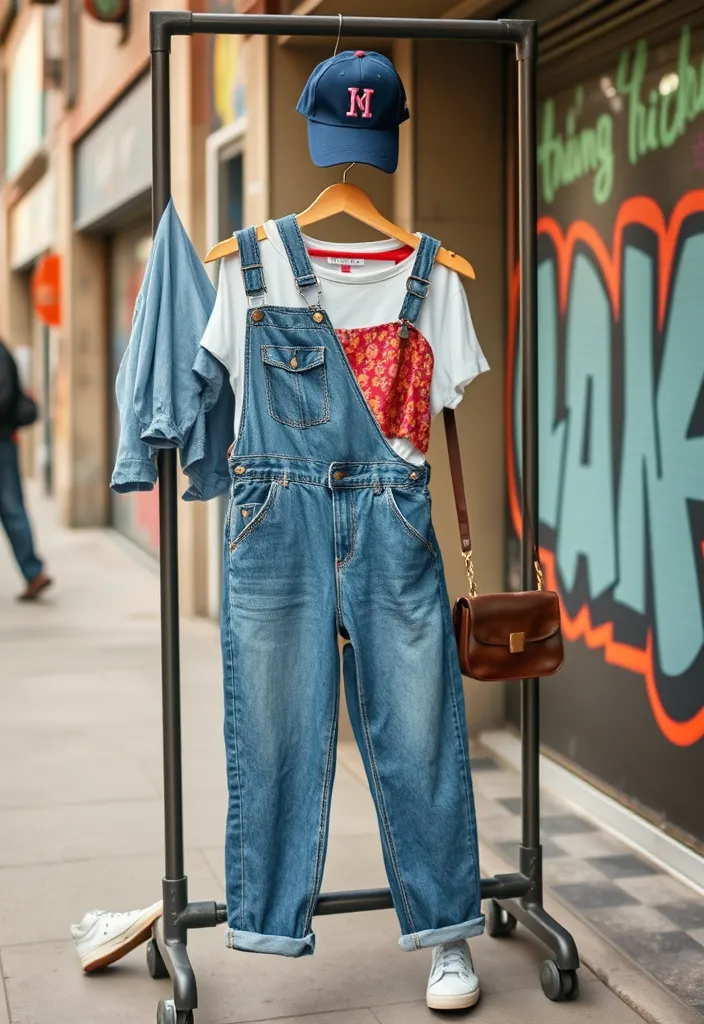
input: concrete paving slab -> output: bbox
[1,941,167,1024]
[0,849,221,947]
[239,1012,378,1024]
[0,968,9,1024]
[471,770,523,800]
[370,977,644,1024]
[0,798,163,867]
[0,745,160,810]
[0,789,230,868]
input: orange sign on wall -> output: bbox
[31,253,62,327]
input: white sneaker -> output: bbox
[70,901,163,972]
[426,939,481,1010]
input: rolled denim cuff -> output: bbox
[398,913,485,951]
[110,457,157,493]
[140,415,182,448]
[225,928,315,957]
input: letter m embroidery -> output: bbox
[347,87,374,119]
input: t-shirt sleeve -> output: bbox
[429,277,489,415]
[199,258,242,388]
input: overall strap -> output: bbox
[398,233,441,326]
[275,215,320,297]
[236,227,266,297]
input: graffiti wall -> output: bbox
[508,20,704,845]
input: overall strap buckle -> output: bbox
[296,277,323,308]
[397,234,441,330]
[236,227,267,297]
[405,273,432,299]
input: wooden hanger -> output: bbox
[204,181,475,280]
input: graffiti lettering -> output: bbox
[538,26,704,206]
[509,193,704,745]
[539,89,614,206]
[616,28,704,165]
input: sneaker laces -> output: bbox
[434,942,471,981]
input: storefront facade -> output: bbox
[1,7,58,490]
[8,166,59,492]
[74,74,156,555]
[505,0,704,853]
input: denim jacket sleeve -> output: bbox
[110,200,232,500]
[180,345,234,501]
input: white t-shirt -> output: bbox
[200,220,489,464]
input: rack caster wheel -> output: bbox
[540,960,579,1001]
[147,939,169,979]
[486,900,517,938]
[156,999,194,1024]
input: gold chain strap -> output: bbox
[462,551,544,596]
[535,559,544,591]
[462,550,477,598]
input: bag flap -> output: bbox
[469,591,560,646]
[262,345,325,372]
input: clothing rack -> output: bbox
[146,13,579,1024]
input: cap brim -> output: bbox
[307,121,399,174]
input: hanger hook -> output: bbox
[342,162,355,183]
[333,13,343,56]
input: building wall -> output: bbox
[1,0,211,615]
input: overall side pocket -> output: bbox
[228,480,279,552]
[385,486,435,554]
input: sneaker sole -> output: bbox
[426,986,481,1011]
[80,903,163,973]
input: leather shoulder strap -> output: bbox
[443,407,541,571]
[443,408,471,554]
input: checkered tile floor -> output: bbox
[472,751,704,1018]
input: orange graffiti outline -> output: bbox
[506,190,704,748]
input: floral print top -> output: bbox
[336,322,434,455]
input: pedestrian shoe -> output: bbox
[70,902,163,972]
[18,572,53,601]
[426,939,481,1011]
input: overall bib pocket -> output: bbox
[262,345,329,428]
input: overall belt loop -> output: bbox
[398,234,441,334]
[275,215,322,307]
[237,227,267,301]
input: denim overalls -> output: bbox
[222,215,484,956]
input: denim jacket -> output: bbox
[110,201,233,501]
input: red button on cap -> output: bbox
[354,50,366,57]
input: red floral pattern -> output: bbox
[336,322,434,454]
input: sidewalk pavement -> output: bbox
[0,489,662,1024]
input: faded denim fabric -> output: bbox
[110,200,233,500]
[222,216,484,957]
[0,439,43,580]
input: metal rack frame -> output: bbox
[147,12,579,1023]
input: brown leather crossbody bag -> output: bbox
[443,409,564,682]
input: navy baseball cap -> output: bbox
[296,50,409,173]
